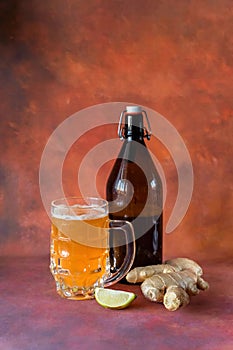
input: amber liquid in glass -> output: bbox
[50,212,109,298]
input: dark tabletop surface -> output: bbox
[0,256,232,350]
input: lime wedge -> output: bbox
[95,287,136,309]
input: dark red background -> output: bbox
[0,0,232,262]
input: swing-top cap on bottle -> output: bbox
[118,105,151,140]
[126,106,142,114]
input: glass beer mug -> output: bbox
[49,197,135,300]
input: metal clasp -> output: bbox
[142,109,152,140]
[117,109,127,140]
[118,108,151,140]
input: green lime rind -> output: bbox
[95,287,137,309]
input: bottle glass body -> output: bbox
[106,116,163,270]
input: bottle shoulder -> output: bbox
[106,139,163,216]
[116,140,161,178]
[107,140,162,193]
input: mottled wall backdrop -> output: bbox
[0,0,232,260]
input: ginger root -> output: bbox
[126,264,178,283]
[126,257,209,311]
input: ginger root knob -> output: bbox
[164,286,190,311]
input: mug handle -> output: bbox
[104,220,135,287]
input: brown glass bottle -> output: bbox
[106,106,163,271]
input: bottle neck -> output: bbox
[124,113,145,142]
